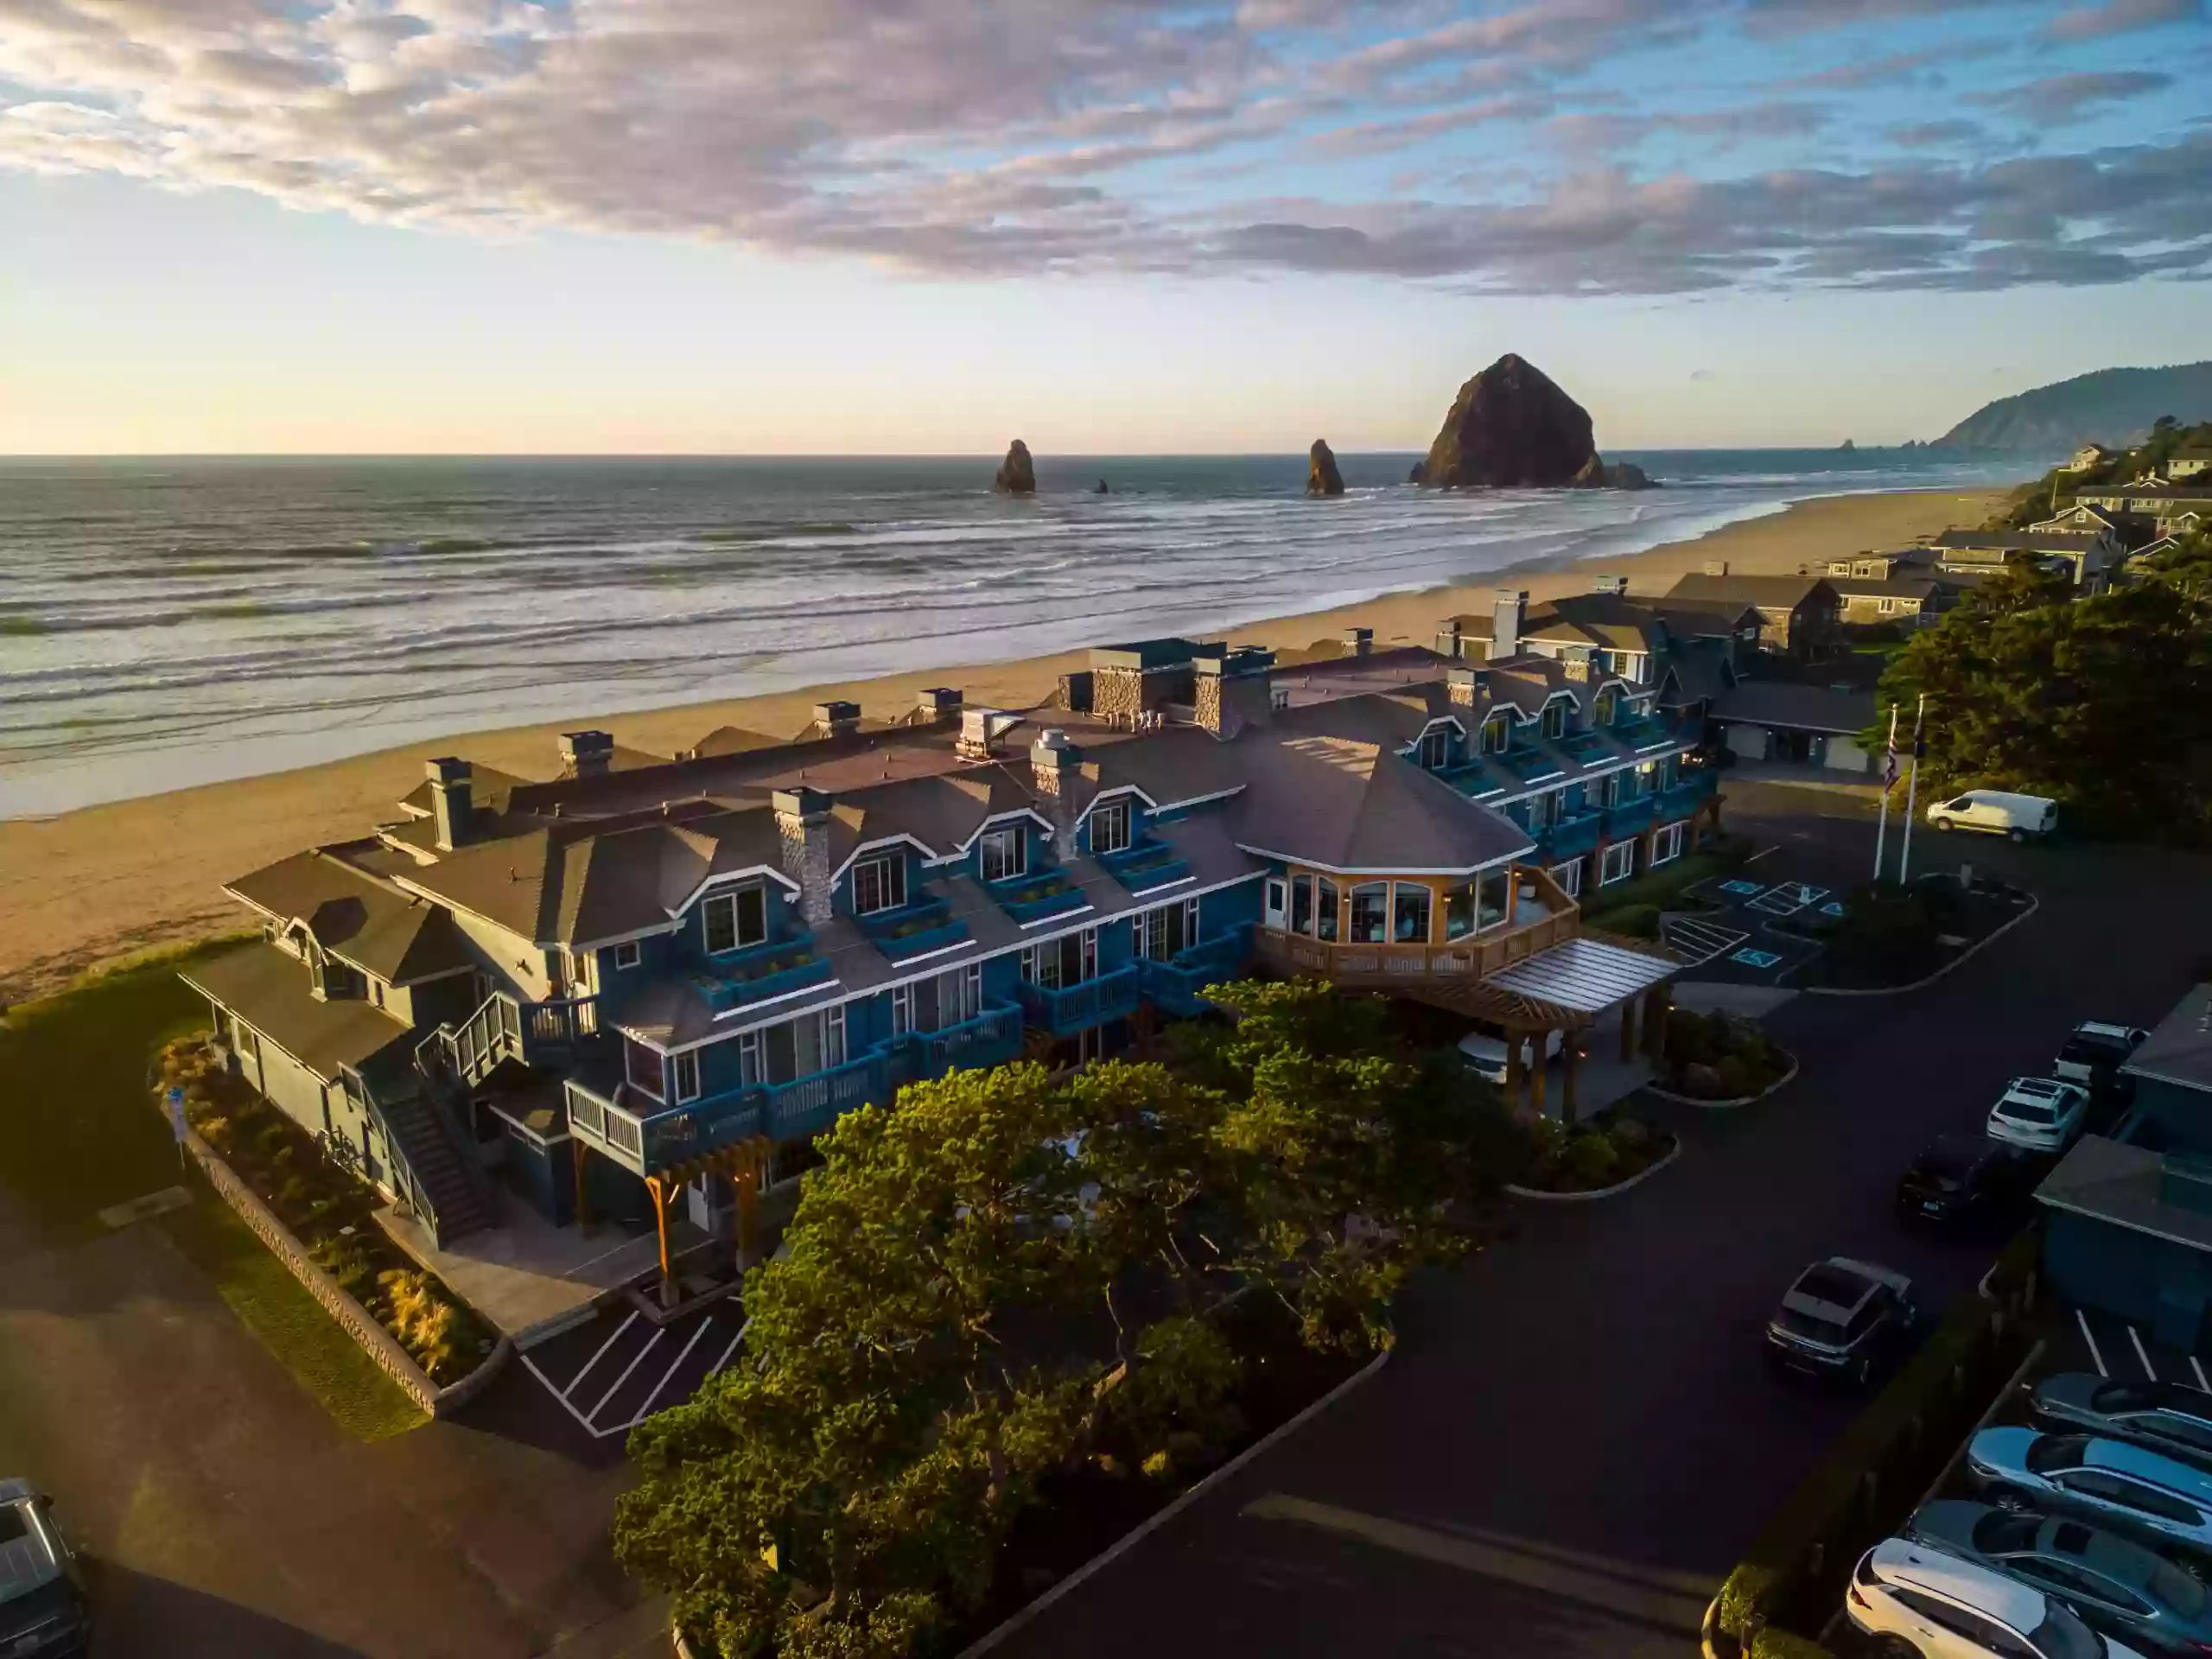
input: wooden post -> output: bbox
[1505,1028,1524,1106]
[646,1175,671,1284]
[734,1153,761,1271]
[1645,986,1673,1060]
[1562,1034,1580,1121]
[1619,995,1639,1060]
[1529,1029,1548,1116]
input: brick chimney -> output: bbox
[1446,665,1489,708]
[915,687,962,723]
[1030,730,1082,857]
[1560,644,1595,683]
[558,729,614,779]
[1487,588,1527,661]
[424,758,474,852]
[772,787,835,927]
[1341,626,1373,658]
[813,700,861,739]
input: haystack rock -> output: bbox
[1306,439,1344,496]
[993,440,1036,494]
[1419,353,1649,489]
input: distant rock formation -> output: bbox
[1306,439,1344,496]
[1408,460,1427,485]
[1568,456,1657,491]
[1931,360,2212,452]
[1420,353,1652,490]
[1094,478,1109,494]
[1840,438,1856,451]
[994,440,1036,494]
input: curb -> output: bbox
[953,1346,1393,1659]
[1645,1054,1800,1112]
[1505,1135,1681,1203]
[1793,893,2040,999]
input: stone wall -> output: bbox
[1093,664,1191,720]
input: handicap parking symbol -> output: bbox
[1731,948,1783,969]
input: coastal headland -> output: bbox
[0,486,2003,1006]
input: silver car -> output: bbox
[1969,1428,2212,1556]
[2035,1375,2212,1472]
[1908,1499,2212,1658]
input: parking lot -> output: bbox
[510,1293,744,1445]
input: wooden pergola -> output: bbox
[632,1134,776,1299]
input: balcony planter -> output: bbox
[873,919,972,961]
[695,950,835,1012]
[994,875,1088,925]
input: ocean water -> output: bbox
[0,450,2024,817]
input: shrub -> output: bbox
[1598,903,1662,938]
[1714,1056,1753,1098]
[1752,1629,1836,1659]
[1558,1132,1620,1190]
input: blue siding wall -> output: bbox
[2130,1077,2212,1154]
[2044,1208,2212,1352]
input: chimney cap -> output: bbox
[1031,728,1080,767]
[1704,558,1730,577]
[772,785,832,819]
[915,686,963,712]
[1341,626,1373,644]
[813,700,861,723]
[557,728,613,755]
[424,756,471,785]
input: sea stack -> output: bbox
[994,440,1036,495]
[1306,439,1345,497]
[1418,353,1652,489]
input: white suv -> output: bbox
[2055,1022,2150,1087]
[1848,1535,2145,1658]
[1987,1077,2090,1154]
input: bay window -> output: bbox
[1392,882,1432,944]
[1348,882,1389,944]
[1477,868,1511,931]
[1315,877,1339,942]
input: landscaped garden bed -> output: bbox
[1511,1110,1676,1196]
[1774,873,2029,991]
[1580,831,1756,940]
[1653,1008,1795,1103]
[155,1036,493,1385]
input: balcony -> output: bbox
[1016,963,1144,1036]
[1554,728,1613,764]
[1252,875,1579,988]
[1535,811,1603,863]
[859,896,972,963]
[1656,770,1719,822]
[1611,713,1679,753]
[910,1003,1025,1077]
[1139,925,1254,1019]
[760,1048,903,1143]
[1602,795,1657,838]
[565,1074,766,1178]
[1097,839,1192,895]
[691,934,835,1014]
[1491,744,1567,785]
[990,869,1089,926]
[1437,760,1505,800]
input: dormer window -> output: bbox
[1480,712,1511,754]
[1416,727,1450,770]
[980,826,1027,883]
[1091,800,1132,855]
[1541,702,1566,740]
[1594,687,1619,727]
[704,884,769,952]
[850,855,907,917]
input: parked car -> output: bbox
[2036,1376,2212,1472]
[1909,1499,2212,1658]
[0,1480,91,1658]
[1457,1024,1564,1087]
[1847,1535,2148,1658]
[1929,790,2061,843]
[1988,1077,2092,1154]
[1897,1135,2044,1228]
[2056,1023,2151,1090]
[1969,1430,2212,1557]
[1766,1257,1918,1386]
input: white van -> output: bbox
[1925,790,2057,843]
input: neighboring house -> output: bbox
[2069,443,2113,472]
[2037,984,2212,1352]
[185,640,1699,1269]
[1825,575,1958,628]
[1708,681,1879,775]
[2167,448,2211,481]
[1821,549,1938,582]
[1661,563,1843,657]
[1925,527,2122,588]
[2072,479,2212,538]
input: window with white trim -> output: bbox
[980,826,1028,883]
[672,1047,702,1103]
[613,939,641,970]
[703,885,768,953]
[1541,701,1566,740]
[1599,839,1636,886]
[823,1004,848,1068]
[1480,712,1511,754]
[1416,727,1450,770]
[850,854,907,916]
[1548,858,1583,899]
[1135,897,1199,960]
[1651,822,1686,866]
[738,1030,763,1087]
[1090,799,1132,855]
[626,1039,666,1101]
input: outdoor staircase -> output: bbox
[376,1085,496,1245]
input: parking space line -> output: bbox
[1745,845,1779,864]
[628,1318,716,1430]
[519,1350,613,1438]
[2193,1357,2209,1394]
[709,1319,749,1378]
[589,1326,665,1425]
[563,1309,639,1401]
[2128,1325,2158,1382]
[2077,1309,2108,1377]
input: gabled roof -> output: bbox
[397,760,531,820]
[1712,681,1875,735]
[225,846,474,982]
[1230,735,1532,873]
[181,944,414,1082]
[1824,575,1948,600]
[687,724,785,759]
[1447,593,1670,654]
[1931,529,2105,554]
[1663,572,1837,610]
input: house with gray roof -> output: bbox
[1662,563,1843,657]
[1926,527,2122,589]
[186,638,1696,1278]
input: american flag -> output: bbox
[1883,724,1899,790]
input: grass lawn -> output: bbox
[0,946,425,1441]
[1580,844,1744,931]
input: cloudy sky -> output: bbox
[3,0,2208,454]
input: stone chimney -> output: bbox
[1487,588,1527,661]
[772,786,835,927]
[424,758,474,852]
[1030,729,1082,857]
[915,687,962,723]
[558,729,614,779]
[1194,649,1276,738]
[1592,575,1628,597]
[1560,644,1595,683]
[1704,559,1730,577]
[1341,626,1373,658]
[1446,665,1489,708]
[813,700,861,739]
[1435,617,1464,658]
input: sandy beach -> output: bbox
[0,486,2003,1007]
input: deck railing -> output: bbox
[1138,925,1254,1016]
[1252,875,1577,987]
[1015,963,1145,1036]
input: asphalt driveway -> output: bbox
[992,804,2212,1659]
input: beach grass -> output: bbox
[0,944,424,1442]
[0,614,47,636]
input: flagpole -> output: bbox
[1897,694,1926,884]
[1872,705,1897,882]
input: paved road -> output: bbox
[996,798,2212,1659]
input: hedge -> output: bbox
[1715,1284,2032,1643]
[1751,1628,1836,1659]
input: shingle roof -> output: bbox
[1230,735,1533,873]
[397,760,531,820]
[181,944,415,1082]
[1931,529,2104,553]
[225,847,474,982]
[1664,572,1837,610]
[2036,1135,2212,1255]
[2125,984,2212,1095]
[1712,681,1875,735]
[1825,575,1948,600]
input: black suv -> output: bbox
[1897,1135,2042,1230]
[1766,1257,1919,1386]
[0,1481,90,1657]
